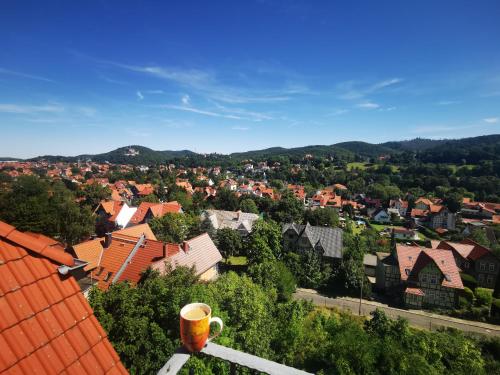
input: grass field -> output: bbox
[369,223,427,240]
[347,162,368,171]
[226,256,248,266]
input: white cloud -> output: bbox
[436,100,460,105]
[232,126,249,131]
[483,117,498,123]
[165,105,243,120]
[379,106,396,112]
[0,67,54,82]
[0,103,64,114]
[357,102,380,109]
[338,78,403,100]
[181,94,191,105]
[326,108,349,116]
[136,91,144,100]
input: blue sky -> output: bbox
[1,0,499,158]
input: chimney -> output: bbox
[104,232,113,248]
[183,241,189,253]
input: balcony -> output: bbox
[158,342,313,375]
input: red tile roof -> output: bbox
[0,221,128,374]
[117,241,178,284]
[405,287,425,296]
[129,201,182,225]
[396,244,463,289]
[128,202,158,225]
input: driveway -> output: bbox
[293,288,500,337]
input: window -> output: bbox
[489,263,495,272]
[104,272,113,282]
[480,262,486,271]
[478,274,485,283]
[429,274,438,284]
[487,275,494,285]
[421,274,428,283]
[427,290,435,300]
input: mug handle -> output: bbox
[208,317,223,341]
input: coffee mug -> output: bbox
[180,303,223,352]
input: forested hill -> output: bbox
[22,134,500,165]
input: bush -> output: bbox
[462,286,475,305]
[470,306,490,321]
[458,297,469,309]
[492,299,500,317]
[460,272,478,289]
[475,288,493,307]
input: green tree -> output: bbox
[213,188,239,211]
[248,261,296,301]
[246,220,283,263]
[239,198,259,214]
[149,212,201,243]
[216,228,242,258]
[81,182,111,209]
[269,191,304,223]
[303,207,339,227]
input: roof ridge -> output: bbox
[0,222,74,266]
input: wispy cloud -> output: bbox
[136,91,144,100]
[164,105,243,120]
[232,126,249,131]
[436,100,460,105]
[338,78,403,100]
[0,103,64,114]
[0,68,54,83]
[483,117,498,123]
[357,102,380,109]
[325,108,349,116]
[181,94,191,105]
[378,106,396,112]
[411,123,478,134]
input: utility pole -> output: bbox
[359,274,363,316]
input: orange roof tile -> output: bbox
[0,221,128,374]
[72,238,104,272]
[117,239,168,284]
[115,223,157,241]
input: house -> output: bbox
[71,224,158,293]
[287,184,306,204]
[390,199,409,217]
[128,201,183,226]
[370,208,391,223]
[393,228,419,241]
[282,223,343,261]
[202,209,260,236]
[413,197,456,230]
[431,239,500,289]
[363,253,377,285]
[376,244,463,309]
[176,179,194,194]
[131,183,155,197]
[0,221,128,374]
[152,233,223,281]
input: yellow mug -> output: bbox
[180,303,223,352]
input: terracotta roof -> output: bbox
[115,223,157,241]
[460,238,492,261]
[396,244,463,289]
[73,238,104,272]
[405,287,425,296]
[0,222,74,267]
[91,235,138,290]
[128,202,158,225]
[0,221,128,374]
[117,241,178,284]
[152,233,222,276]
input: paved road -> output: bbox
[293,288,500,337]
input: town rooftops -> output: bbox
[0,221,128,374]
[128,201,182,225]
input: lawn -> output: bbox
[369,223,427,240]
[226,256,248,266]
[347,162,368,171]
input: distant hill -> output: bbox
[29,146,197,165]
[0,157,22,162]
[12,134,499,165]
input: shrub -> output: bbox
[462,286,475,305]
[475,288,493,307]
[460,272,478,289]
[458,296,469,309]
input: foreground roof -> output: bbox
[0,221,128,374]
